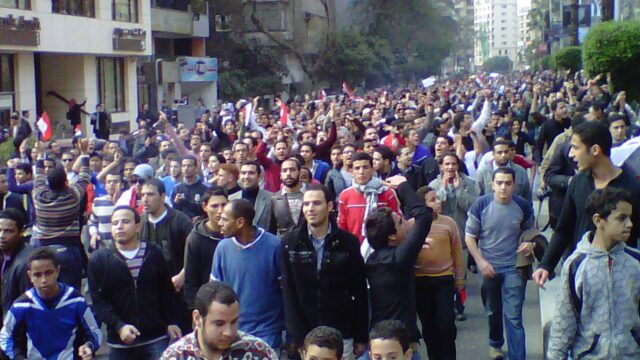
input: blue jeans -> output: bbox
[109,338,169,360]
[480,265,526,360]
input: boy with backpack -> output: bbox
[547,187,640,359]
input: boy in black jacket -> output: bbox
[364,175,433,346]
[88,206,182,359]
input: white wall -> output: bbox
[0,0,152,56]
[14,53,37,126]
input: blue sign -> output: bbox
[177,57,218,82]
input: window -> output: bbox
[0,0,30,9]
[244,2,287,32]
[152,0,188,11]
[52,0,94,17]
[97,58,125,113]
[113,0,138,22]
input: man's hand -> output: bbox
[35,141,45,157]
[167,325,182,341]
[79,138,90,155]
[78,343,93,360]
[174,193,186,203]
[172,271,185,292]
[517,242,535,257]
[384,175,407,189]
[532,268,550,288]
[113,151,122,164]
[157,111,168,126]
[354,343,367,357]
[452,173,461,188]
[118,324,140,344]
[477,259,496,278]
[90,234,100,250]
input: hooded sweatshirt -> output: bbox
[184,218,223,309]
[547,232,640,360]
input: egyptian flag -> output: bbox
[342,81,363,101]
[277,99,293,128]
[36,112,53,141]
[241,100,255,128]
[319,88,327,101]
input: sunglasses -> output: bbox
[130,178,145,185]
[62,158,74,162]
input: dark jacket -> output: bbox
[540,168,640,273]
[281,219,369,344]
[270,192,305,237]
[171,180,210,219]
[11,120,31,150]
[1,242,32,319]
[139,207,193,276]
[365,182,433,341]
[0,193,26,220]
[91,111,111,138]
[534,117,570,164]
[133,137,159,161]
[543,138,575,221]
[87,242,179,346]
[184,219,222,310]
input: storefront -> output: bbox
[0,1,152,139]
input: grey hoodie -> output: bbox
[547,232,640,359]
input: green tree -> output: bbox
[316,32,380,88]
[366,0,456,81]
[553,46,581,72]
[582,20,640,99]
[483,56,512,73]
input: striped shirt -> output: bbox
[87,194,118,248]
[119,242,147,281]
[33,158,91,242]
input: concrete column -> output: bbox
[14,53,36,124]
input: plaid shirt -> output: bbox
[161,331,278,360]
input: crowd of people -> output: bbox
[0,68,639,360]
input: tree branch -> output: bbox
[248,0,331,81]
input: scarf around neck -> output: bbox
[353,177,387,238]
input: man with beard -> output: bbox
[256,139,290,192]
[161,282,278,360]
[184,188,228,310]
[338,152,401,245]
[476,140,531,201]
[229,161,273,230]
[271,158,306,237]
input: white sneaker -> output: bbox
[489,346,504,360]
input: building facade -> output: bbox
[139,0,217,123]
[474,0,518,66]
[241,0,333,87]
[0,0,152,139]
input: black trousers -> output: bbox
[415,275,457,360]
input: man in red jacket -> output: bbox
[338,152,401,244]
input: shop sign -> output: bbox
[176,57,218,82]
[113,27,146,51]
[0,15,40,46]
